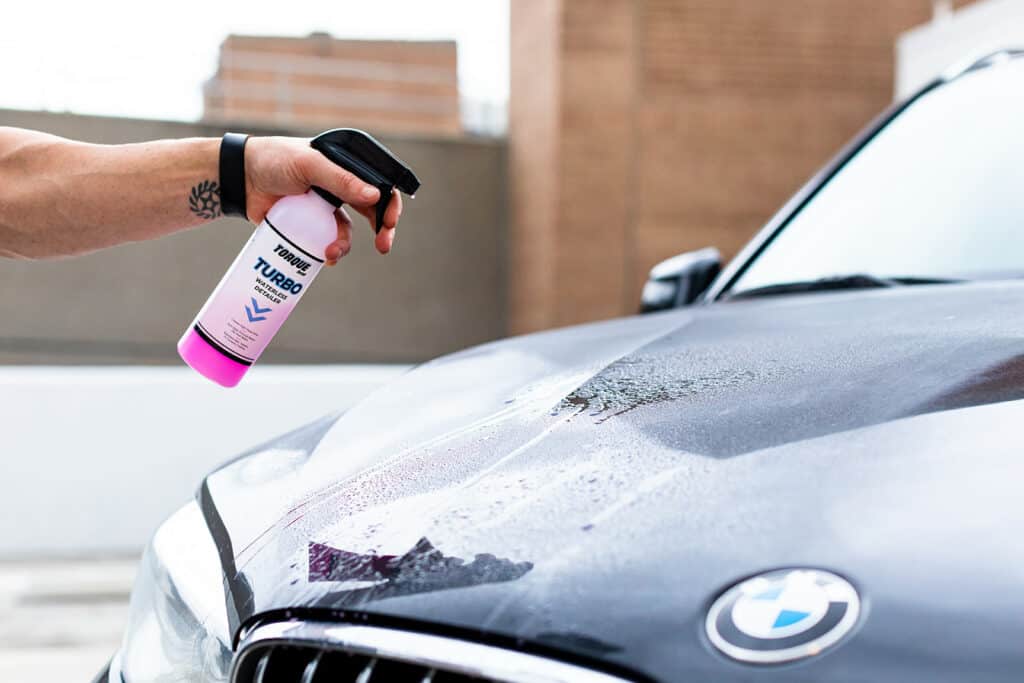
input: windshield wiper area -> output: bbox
[725,273,962,301]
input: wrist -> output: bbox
[219,132,249,220]
[184,138,226,223]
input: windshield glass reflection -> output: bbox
[731,60,1024,294]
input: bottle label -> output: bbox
[193,219,324,365]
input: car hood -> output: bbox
[202,282,1024,682]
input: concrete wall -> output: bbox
[0,110,507,364]
[0,365,408,556]
[509,0,944,333]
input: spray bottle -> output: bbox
[178,128,421,387]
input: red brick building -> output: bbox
[203,33,460,135]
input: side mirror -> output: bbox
[640,247,721,313]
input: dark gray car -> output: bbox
[99,50,1024,682]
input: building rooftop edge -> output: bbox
[0,107,506,146]
[223,34,458,48]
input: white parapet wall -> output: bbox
[897,0,1024,99]
[0,364,409,557]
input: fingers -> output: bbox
[381,191,402,232]
[377,191,401,254]
[297,150,402,256]
[376,226,396,254]
[325,208,353,266]
[299,150,380,208]
[352,191,402,254]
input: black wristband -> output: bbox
[219,133,249,219]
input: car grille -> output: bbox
[231,621,634,683]
[236,644,475,682]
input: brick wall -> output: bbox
[204,34,461,136]
[509,0,562,332]
[510,0,944,333]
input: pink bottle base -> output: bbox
[177,328,250,388]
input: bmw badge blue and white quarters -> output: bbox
[706,568,861,664]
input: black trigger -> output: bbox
[374,184,394,233]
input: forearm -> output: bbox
[0,127,220,259]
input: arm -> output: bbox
[0,127,402,263]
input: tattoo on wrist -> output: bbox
[188,179,222,220]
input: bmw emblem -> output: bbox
[705,568,861,664]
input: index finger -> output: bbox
[379,190,403,232]
[299,149,380,208]
[358,190,403,233]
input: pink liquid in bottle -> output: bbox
[178,190,337,387]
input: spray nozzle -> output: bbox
[310,128,421,233]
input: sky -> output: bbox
[0,0,509,122]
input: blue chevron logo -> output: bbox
[245,297,272,323]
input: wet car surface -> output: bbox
[108,51,1024,683]
[198,283,1024,682]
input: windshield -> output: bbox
[728,58,1024,295]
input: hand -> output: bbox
[243,136,403,265]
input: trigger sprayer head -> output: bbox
[310,128,421,232]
